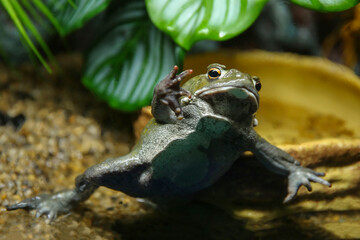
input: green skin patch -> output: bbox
[152,137,209,188]
[152,115,231,189]
[229,88,248,99]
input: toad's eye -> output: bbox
[255,81,261,91]
[252,76,261,91]
[208,68,221,80]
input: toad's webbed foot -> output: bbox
[245,128,331,202]
[152,65,192,120]
[284,168,331,203]
[7,190,78,222]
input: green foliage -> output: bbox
[0,0,111,72]
[145,0,268,50]
[145,0,359,50]
[290,0,359,12]
[0,0,359,111]
[83,1,185,111]
[1,0,53,72]
[44,0,111,35]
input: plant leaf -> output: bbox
[145,0,268,50]
[82,1,185,111]
[1,0,52,72]
[44,0,111,35]
[11,0,54,63]
[290,0,359,12]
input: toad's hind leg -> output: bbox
[7,154,147,221]
[6,173,98,221]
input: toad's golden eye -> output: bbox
[208,67,221,80]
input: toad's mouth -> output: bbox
[194,86,259,106]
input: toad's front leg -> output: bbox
[151,65,192,123]
[242,128,331,202]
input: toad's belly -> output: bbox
[144,135,242,197]
[136,106,242,196]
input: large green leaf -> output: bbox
[82,1,185,111]
[44,0,111,35]
[290,0,359,12]
[145,0,268,50]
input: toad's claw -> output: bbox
[7,191,75,222]
[283,169,331,203]
[35,205,58,222]
[6,195,44,210]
